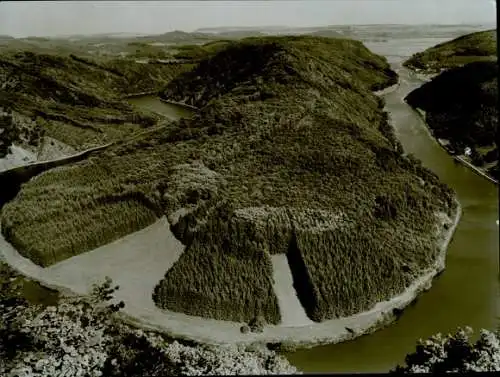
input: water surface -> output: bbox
[127,96,194,120]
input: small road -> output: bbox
[453,155,498,185]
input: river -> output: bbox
[127,96,194,120]
[286,38,500,373]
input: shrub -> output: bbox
[0,274,299,376]
[240,325,250,334]
[394,327,500,373]
[249,315,267,333]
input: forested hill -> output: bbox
[405,61,498,180]
[162,36,398,109]
[147,36,456,324]
[4,36,458,328]
[403,29,497,73]
[2,35,457,326]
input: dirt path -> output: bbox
[271,254,314,327]
[45,217,184,305]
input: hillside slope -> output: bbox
[0,50,193,152]
[153,36,454,324]
[2,36,457,327]
[403,29,497,73]
[405,61,498,180]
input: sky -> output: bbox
[0,0,497,38]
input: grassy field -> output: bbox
[2,35,457,324]
[405,61,498,180]
[403,29,497,73]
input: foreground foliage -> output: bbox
[395,327,500,373]
[0,272,298,376]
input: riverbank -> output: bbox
[374,82,400,96]
[122,90,159,99]
[0,144,37,172]
[126,95,197,122]
[0,142,113,207]
[453,155,499,185]
[0,200,462,349]
[413,71,441,82]
[0,138,80,174]
[413,107,498,185]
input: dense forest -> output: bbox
[151,36,456,324]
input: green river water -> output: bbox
[127,39,499,373]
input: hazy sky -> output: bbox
[0,0,497,38]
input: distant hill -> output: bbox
[309,29,344,38]
[138,30,215,43]
[195,26,292,34]
[403,29,497,73]
[196,24,495,41]
[215,30,269,38]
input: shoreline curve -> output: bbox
[0,201,462,349]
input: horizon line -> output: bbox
[5,21,496,39]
